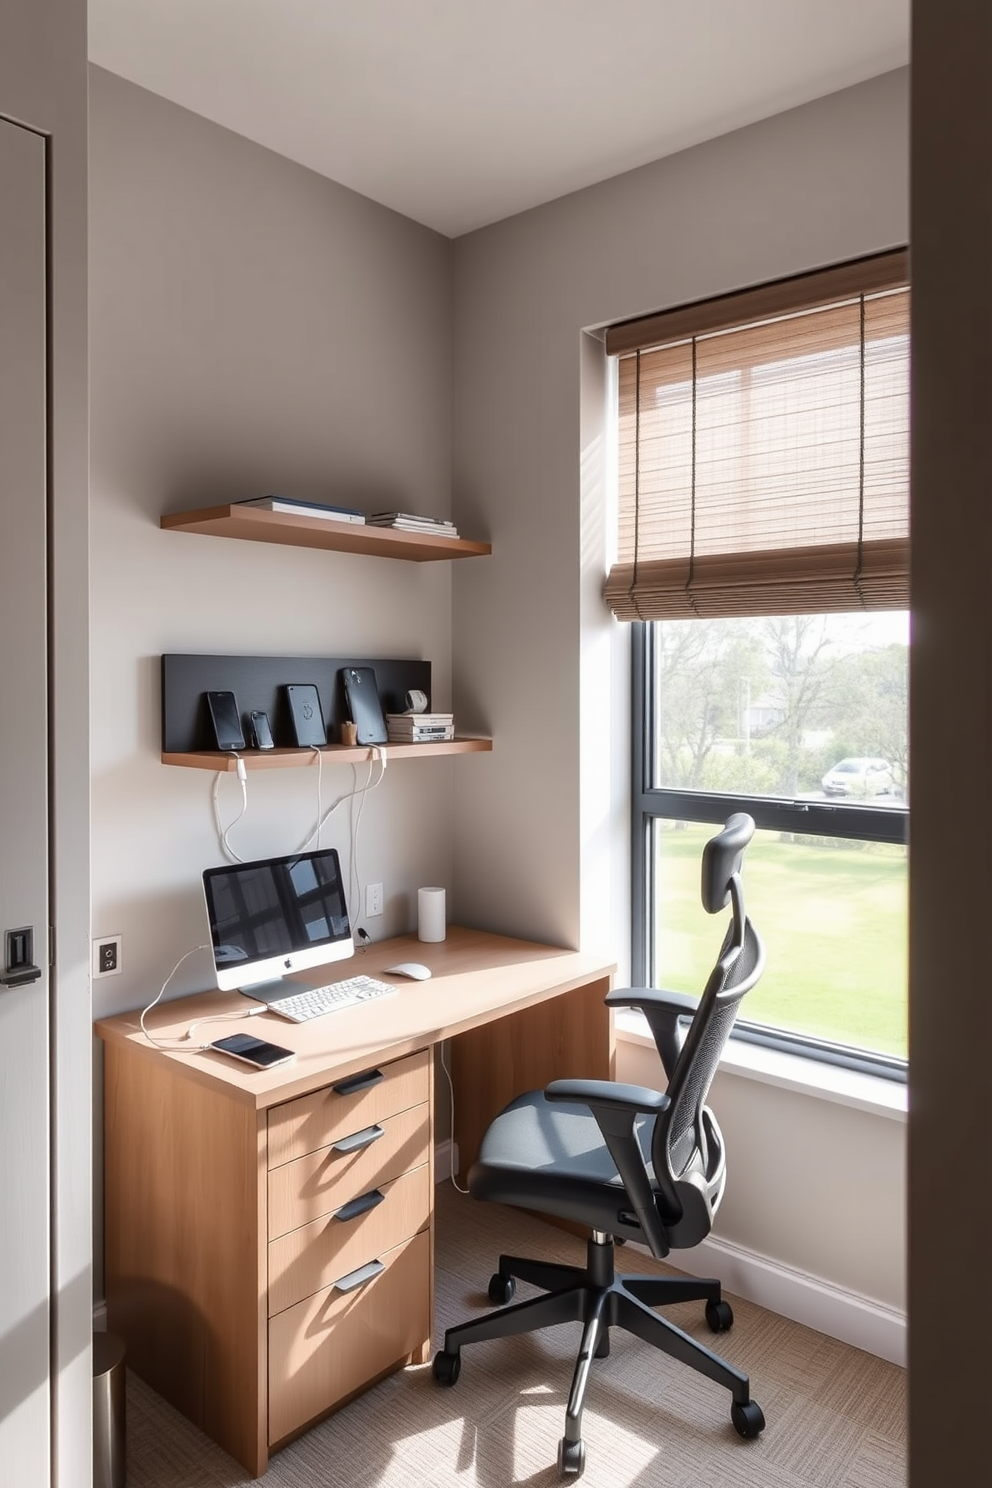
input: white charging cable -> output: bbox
[296,745,387,857]
[139,943,265,1051]
[437,1041,470,1194]
[212,754,248,863]
[349,747,387,934]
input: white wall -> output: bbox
[89,68,460,1281]
[451,70,909,1333]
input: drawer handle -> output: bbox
[333,1258,385,1294]
[332,1124,385,1155]
[333,1188,385,1223]
[332,1068,384,1097]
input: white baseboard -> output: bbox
[434,1138,459,1183]
[640,1233,905,1366]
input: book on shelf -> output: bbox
[387,722,455,742]
[385,712,454,727]
[367,512,458,535]
[236,495,366,524]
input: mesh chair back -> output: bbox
[661,913,763,1180]
[653,814,764,1200]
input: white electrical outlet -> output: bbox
[366,882,383,918]
[92,934,123,978]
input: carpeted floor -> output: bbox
[125,1181,906,1487]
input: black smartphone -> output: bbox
[210,1032,295,1069]
[250,709,274,749]
[206,690,246,750]
[342,666,387,745]
[285,683,327,747]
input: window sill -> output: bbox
[614,1010,907,1122]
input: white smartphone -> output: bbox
[210,1032,295,1069]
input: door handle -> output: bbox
[2,926,42,988]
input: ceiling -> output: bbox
[88,1,909,239]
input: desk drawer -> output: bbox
[267,1101,430,1241]
[267,1049,429,1170]
[268,1162,431,1317]
[268,1228,430,1446]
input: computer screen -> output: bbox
[202,848,354,994]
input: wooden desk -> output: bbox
[95,926,615,1476]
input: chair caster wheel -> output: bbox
[488,1272,515,1306]
[706,1298,734,1332]
[432,1350,461,1386]
[557,1437,586,1477]
[731,1399,765,1438]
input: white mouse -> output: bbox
[384,961,432,981]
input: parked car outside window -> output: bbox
[821,757,895,798]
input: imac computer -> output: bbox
[203,847,354,1003]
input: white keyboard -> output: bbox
[265,975,398,1024]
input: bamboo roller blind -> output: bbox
[604,250,909,621]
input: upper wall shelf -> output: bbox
[161,504,492,561]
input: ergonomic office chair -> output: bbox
[432,814,766,1479]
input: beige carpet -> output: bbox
[125,1182,906,1487]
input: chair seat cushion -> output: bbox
[467,1089,659,1242]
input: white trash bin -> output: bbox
[93,1332,126,1488]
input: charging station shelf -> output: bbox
[161,504,491,561]
[161,738,493,771]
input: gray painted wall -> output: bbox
[89,66,457,1281]
[451,70,909,1311]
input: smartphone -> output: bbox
[250,709,274,749]
[285,683,327,748]
[342,666,387,745]
[206,690,246,750]
[210,1033,295,1069]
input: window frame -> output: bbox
[630,621,908,1083]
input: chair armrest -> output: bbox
[545,1079,671,1258]
[545,1079,669,1116]
[606,987,699,1082]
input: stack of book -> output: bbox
[367,511,459,538]
[385,712,455,743]
[236,496,366,524]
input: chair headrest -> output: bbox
[701,813,755,913]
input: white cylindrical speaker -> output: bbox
[417,886,446,942]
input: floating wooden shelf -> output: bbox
[162,738,493,772]
[161,504,491,561]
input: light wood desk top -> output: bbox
[94,925,617,1111]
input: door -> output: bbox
[0,116,51,1486]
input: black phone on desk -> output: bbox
[210,1033,295,1069]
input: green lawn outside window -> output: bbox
[653,821,908,1059]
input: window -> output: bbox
[609,253,909,1076]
